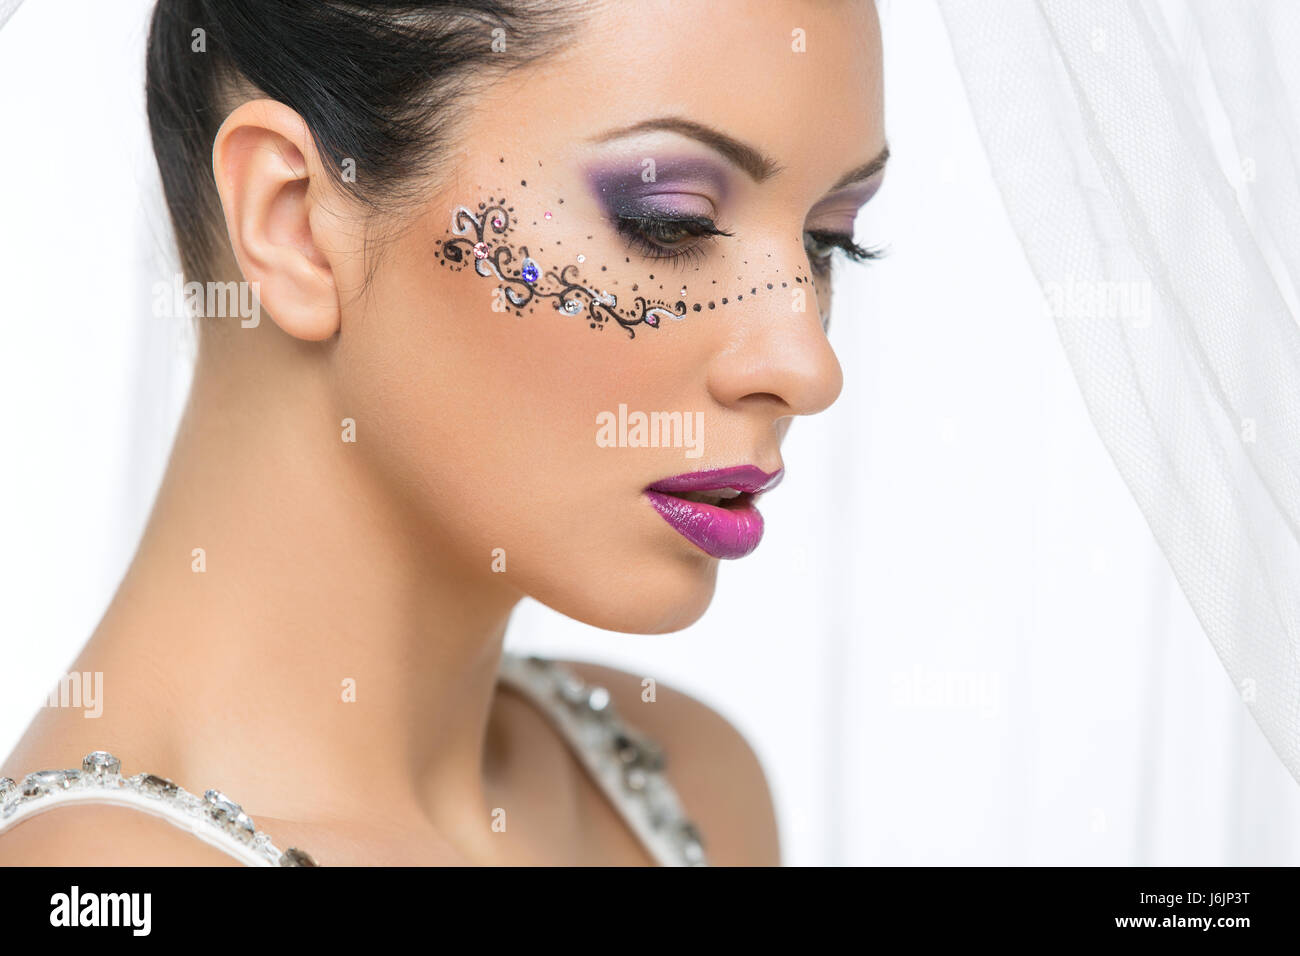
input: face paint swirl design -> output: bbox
[436,200,687,338]
[435,171,878,339]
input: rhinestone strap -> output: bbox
[496,653,708,866]
[0,655,706,867]
[0,752,316,867]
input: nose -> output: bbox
[705,275,844,419]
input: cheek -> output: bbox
[327,186,744,630]
[332,199,692,569]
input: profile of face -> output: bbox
[215,0,885,633]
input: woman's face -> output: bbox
[335,0,885,632]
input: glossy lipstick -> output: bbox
[645,465,784,560]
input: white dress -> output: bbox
[0,653,707,866]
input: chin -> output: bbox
[528,550,721,635]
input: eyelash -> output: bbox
[614,215,884,273]
[804,230,886,274]
[613,215,733,267]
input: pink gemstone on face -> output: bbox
[473,242,490,259]
[646,314,659,327]
[544,211,553,220]
[492,217,504,228]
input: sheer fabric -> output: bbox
[937,0,1300,783]
[0,1,22,31]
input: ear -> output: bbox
[211,99,341,342]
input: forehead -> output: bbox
[473,0,883,194]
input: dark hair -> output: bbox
[145,0,582,283]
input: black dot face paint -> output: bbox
[432,181,847,339]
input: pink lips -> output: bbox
[645,465,784,560]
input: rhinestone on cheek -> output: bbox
[473,241,490,260]
[521,258,540,283]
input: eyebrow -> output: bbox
[588,116,889,193]
[589,117,782,182]
[831,143,890,190]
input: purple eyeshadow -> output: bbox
[806,176,885,233]
[585,158,731,218]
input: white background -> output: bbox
[2,0,1297,864]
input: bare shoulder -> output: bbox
[0,804,245,866]
[558,659,780,866]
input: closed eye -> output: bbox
[613,214,733,266]
[804,230,887,275]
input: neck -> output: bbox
[83,330,521,843]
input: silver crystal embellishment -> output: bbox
[82,750,121,777]
[22,769,77,796]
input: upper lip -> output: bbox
[647,464,784,496]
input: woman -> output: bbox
[0,0,885,865]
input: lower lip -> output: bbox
[644,491,765,560]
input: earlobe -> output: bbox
[211,99,340,342]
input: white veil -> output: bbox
[0,0,22,31]
[936,0,1300,784]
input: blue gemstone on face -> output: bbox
[521,259,540,283]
